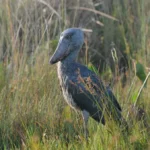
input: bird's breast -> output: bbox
[57,63,79,110]
[62,88,79,110]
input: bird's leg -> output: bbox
[82,110,89,140]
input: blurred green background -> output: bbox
[0,0,150,149]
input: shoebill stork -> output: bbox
[49,28,127,138]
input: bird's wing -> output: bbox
[67,66,122,123]
[79,67,122,112]
[67,75,105,124]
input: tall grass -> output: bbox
[0,0,150,149]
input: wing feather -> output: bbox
[66,65,122,124]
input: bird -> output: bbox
[49,28,127,138]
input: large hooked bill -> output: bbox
[49,37,70,64]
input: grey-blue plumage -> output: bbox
[49,28,127,138]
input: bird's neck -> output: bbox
[57,51,79,85]
[61,50,79,65]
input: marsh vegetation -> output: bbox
[0,0,150,149]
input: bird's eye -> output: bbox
[65,34,72,40]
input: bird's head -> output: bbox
[49,28,84,64]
